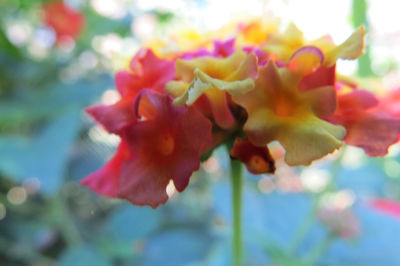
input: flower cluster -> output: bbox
[43,1,85,43]
[82,19,400,208]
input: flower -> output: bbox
[82,90,212,208]
[325,84,400,156]
[86,48,175,134]
[167,50,257,130]
[43,1,85,43]
[232,58,345,166]
[83,18,400,207]
[263,23,365,66]
[230,138,275,174]
[369,198,400,220]
[316,207,360,239]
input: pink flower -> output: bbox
[369,198,400,220]
[326,89,400,156]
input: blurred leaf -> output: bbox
[140,229,211,266]
[0,109,81,194]
[0,74,113,127]
[59,245,112,266]
[107,205,162,242]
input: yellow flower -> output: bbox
[166,50,257,130]
[263,24,365,66]
[232,61,346,166]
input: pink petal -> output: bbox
[213,38,236,57]
[327,90,400,156]
[343,110,400,156]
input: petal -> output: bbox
[171,53,256,130]
[165,81,189,98]
[342,111,400,156]
[288,46,324,75]
[262,23,304,62]
[278,116,346,165]
[327,89,400,156]
[171,152,201,192]
[206,90,236,130]
[116,48,175,97]
[115,70,140,97]
[85,98,135,133]
[232,61,284,114]
[213,38,236,57]
[244,109,346,166]
[175,50,248,82]
[299,65,336,92]
[230,138,275,174]
[304,85,337,117]
[181,48,212,59]
[118,157,170,208]
[337,89,378,110]
[117,91,212,207]
[380,88,400,116]
[324,26,366,66]
[237,18,280,45]
[81,140,133,197]
[185,69,255,104]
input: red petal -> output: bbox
[85,98,135,133]
[170,152,200,192]
[118,157,170,208]
[299,65,336,92]
[81,141,133,197]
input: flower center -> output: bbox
[275,99,294,117]
[248,155,270,173]
[157,133,175,156]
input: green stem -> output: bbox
[288,147,346,256]
[50,196,83,246]
[352,0,373,77]
[305,233,335,265]
[288,199,318,255]
[230,159,243,266]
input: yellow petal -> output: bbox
[165,81,189,98]
[243,109,346,166]
[176,69,255,106]
[324,26,366,66]
[278,116,346,165]
[175,50,247,82]
[262,23,305,62]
